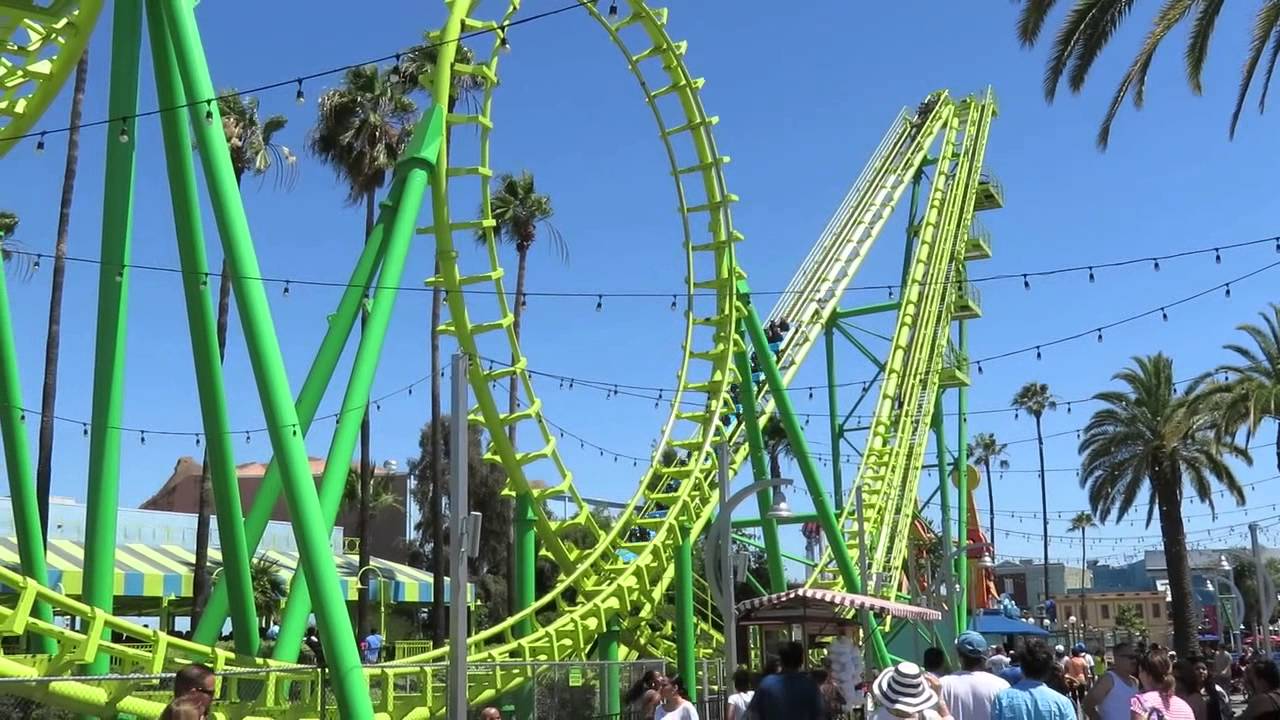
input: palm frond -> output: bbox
[1230,0,1280,139]
[1019,0,1065,47]
[1186,0,1225,94]
[1067,0,1141,95]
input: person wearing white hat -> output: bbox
[870,662,951,720]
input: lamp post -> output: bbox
[703,474,794,680]
[1067,615,1079,648]
[1205,568,1245,653]
[358,565,387,646]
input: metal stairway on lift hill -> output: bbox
[805,89,1002,598]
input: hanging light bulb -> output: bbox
[1066,403,1072,414]
[118,119,130,143]
[1214,248,1222,264]
[499,29,511,54]
[1152,258,1160,272]
[887,286,895,300]
[408,385,413,396]
[808,387,814,400]
[977,362,983,375]
[295,79,306,104]
[35,132,46,153]
[245,431,251,444]
[595,294,603,312]
[205,101,214,125]
[195,434,201,447]
[140,431,146,446]
[283,281,291,297]
[1035,346,1042,361]
[200,273,209,289]
[115,267,124,282]
[18,410,25,423]
[1225,283,1232,299]
[32,255,41,271]
[607,1,619,18]
[670,295,677,311]
[1023,274,1031,291]
[1161,307,1168,322]
[375,401,381,412]
[1096,328,1103,343]
[388,54,402,84]
[1275,237,1279,253]
[521,296,527,310]
[82,423,89,437]
[1088,267,1095,283]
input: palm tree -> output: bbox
[968,432,1009,556]
[310,64,417,635]
[761,415,795,480]
[0,212,33,275]
[206,555,288,632]
[1203,304,1280,473]
[1068,512,1096,594]
[1011,382,1058,608]
[1079,353,1250,657]
[192,91,295,622]
[0,212,17,251]
[34,51,89,549]
[342,466,404,515]
[1016,2,1280,147]
[484,171,564,617]
[396,40,485,648]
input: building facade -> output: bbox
[1050,590,1172,642]
[994,560,1091,610]
[140,456,413,562]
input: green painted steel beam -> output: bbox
[0,255,56,654]
[826,325,845,505]
[831,301,900,321]
[731,344,786,591]
[157,0,376,713]
[145,0,257,654]
[737,280,889,667]
[676,530,696,699]
[81,0,142,677]
[271,105,444,663]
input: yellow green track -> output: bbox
[0,1,1000,717]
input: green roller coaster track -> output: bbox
[0,0,1001,718]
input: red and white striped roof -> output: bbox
[735,588,941,623]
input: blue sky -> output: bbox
[4,1,1280,581]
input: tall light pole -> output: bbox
[704,474,794,680]
[449,354,483,720]
[1251,523,1272,654]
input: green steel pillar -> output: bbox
[192,213,388,645]
[737,281,890,666]
[730,348,786,592]
[514,493,537,720]
[157,2,372,714]
[145,0,257,654]
[954,321,970,633]
[81,0,143,676]
[825,323,843,506]
[271,106,443,662]
[599,617,621,720]
[675,528,697,701]
[931,394,956,635]
[0,254,55,654]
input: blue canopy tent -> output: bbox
[970,609,1050,636]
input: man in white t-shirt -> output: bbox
[988,644,1011,675]
[726,669,754,720]
[941,631,1011,720]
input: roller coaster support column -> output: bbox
[738,280,890,667]
[449,353,472,720]
[931,394,957,636]
[676,527,697,700]
[730,349,786,592]
[600,617,621,720]
[514,495,536,720]
[954,322,970,633]
[146,0,257,654]
[158,2,372,714]
[81,0,142,675]
[825,325,843,506]
[271,106,443,661]
[192,203,389,646]
[0,244,55,654]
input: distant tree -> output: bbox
[1068,512,1097,593]
[968,432,1009,554]
[1230,552,1280,631]
[1115,603,1148,638]
[1203,304,1280,473]
[1012,382,1058,606]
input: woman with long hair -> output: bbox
[625,669,662,720]
[655,674,700,720]
[1173,659,1208,720]
[1242,658,1280,720]
[1130,650,1195,720]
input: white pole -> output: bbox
[449,354,470,720]
[718,444,737,678]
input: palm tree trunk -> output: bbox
[357,190,375,640]
[34,50,89,543]
[1156,470,1197,657]
[429,263,446,647]
[507,245,529,617]
[194,164,245,621]
[769,452,782,480]
[1080,527,1087,595]
[983,459,995,556]
[1035,414,1049,609]
[429,99,456,649]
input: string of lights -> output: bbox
[5,229,1278,303]
[1,1,590,148]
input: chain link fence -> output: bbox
[0,658,724,720]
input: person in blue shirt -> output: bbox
[747,641,824,720]
[999,652,1024,685]
[362,627,384,664]
[991,640,1076,720]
